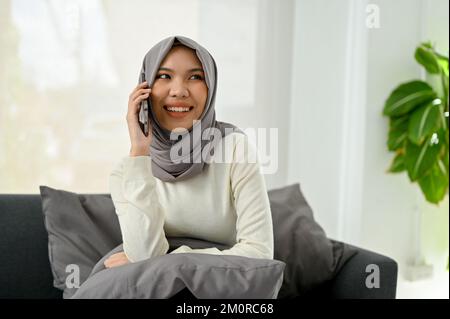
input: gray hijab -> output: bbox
[138,35,243,182]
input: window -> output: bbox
[0,0,265,192]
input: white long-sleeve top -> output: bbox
[108,132,274,263]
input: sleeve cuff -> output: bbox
[169,245,223,255]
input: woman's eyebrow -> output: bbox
[158,67,204,72]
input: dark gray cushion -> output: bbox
[268,184,357,298]
[39,186,123,298]
[71,243,285,299]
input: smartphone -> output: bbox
[138,71,149,136]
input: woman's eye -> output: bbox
[190,74,203,80]
[156,74,203,80]
[157,73,170,79]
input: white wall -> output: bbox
[287,0,357,239]
[217,0,295,190]
[287,0,449,281]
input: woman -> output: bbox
[105,36,273,268]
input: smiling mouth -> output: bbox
[163,105,194,113]
[163,105,194,118]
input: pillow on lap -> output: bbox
[72,243,285,299]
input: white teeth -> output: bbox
[166,106,190,112]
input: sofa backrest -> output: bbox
[0,194,66,298]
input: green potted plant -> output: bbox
[383,42,449,205]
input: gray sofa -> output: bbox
[0,194,398,299]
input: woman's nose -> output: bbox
[169,81,189,98]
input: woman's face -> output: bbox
[151,45,208,132]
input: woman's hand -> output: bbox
[104,252,130,268]
[127,81,153,156]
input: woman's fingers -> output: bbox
[125,81,154,152]
[105,258,125,267]
[129,81,148,98]
[106,254,120,261]
[104,252,130,268]
[133,90,151,105]
[128,88,151,117]
[129,82,151,103]
[107,252,126,261]
[130,88,151,103]
[104,259,126,268]
[104,257,128,268]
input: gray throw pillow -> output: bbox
[268,183,357,298]
[71,243,285,299]
[39,186,123,298]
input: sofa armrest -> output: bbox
[328,244,398,299]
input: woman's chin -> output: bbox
[171,126,190,133]
[162,121,194,132]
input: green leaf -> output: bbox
[408,99,442,145]
[421,42,434,49]
[443,147,449,179]
[405,133,443,181]
[435,51,449,78]
[383,81,437,117]
[438,103,448,133]
[415,44,441,74]
[388,153,406,173]
[418,161,449,204]
[388,116,409,151]
[390,115,409,130]
[437,57,449,78]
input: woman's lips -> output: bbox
[163,105,194,119]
